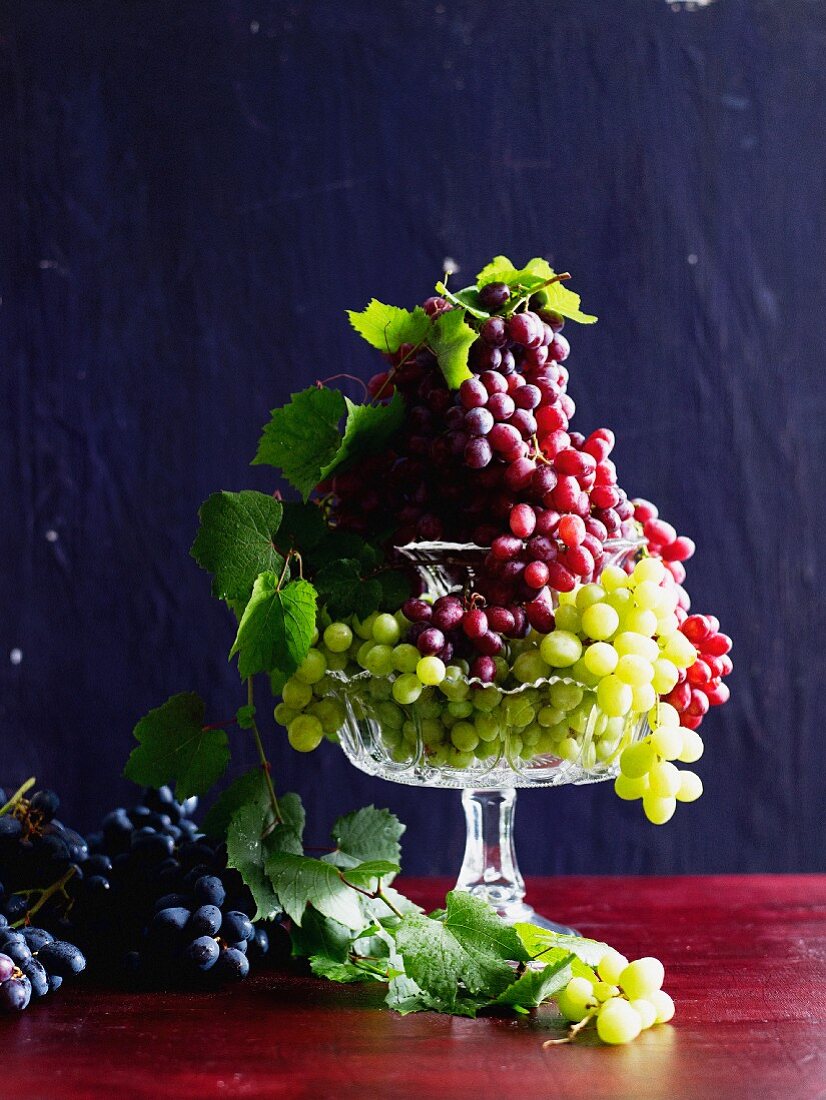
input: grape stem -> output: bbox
[316,374,369,399]
[369,337,427,405]
[339,872,404,919]
[510,271,572,314]
[542,1010,596,1046]
[10,865,77,929]
[0,777,36,818]
[246,676,283,829]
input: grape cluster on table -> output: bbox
[0,784,286,1014]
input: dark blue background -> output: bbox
[3,1,824,875]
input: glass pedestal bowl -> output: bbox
[322,536,647,933]
[325,671,649,933]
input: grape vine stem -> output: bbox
[542,1011,596,1046]
[11,866,77,929]
[0,777,36,817]
[246,677,283,827]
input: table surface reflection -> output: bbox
[2,875,824,1100]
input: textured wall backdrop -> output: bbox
[2,0,824,875]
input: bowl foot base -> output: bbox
[492,900,578,936]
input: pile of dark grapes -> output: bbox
[0,783,286,1013]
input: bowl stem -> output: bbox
[455,788,578,934]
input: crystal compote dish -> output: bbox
[323,539,647,933]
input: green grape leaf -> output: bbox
[277,501,329,552]
[536,279,597,324]
[434,281,490,320]
[291,907,353,962]
[331,805,405,866]
[429,308,476,388]
[308,531,381,572]
[230,574,317,680]
[346,300,431,354]
[252,386,346,499]
[474,256,597,323]
[201,766,268,839]
[493,955,574,1009]
[190,491,285,601]
[309,957,382,984]
[339,860,400,889]
[226,801,284,921]
[394,891,528,1007]
[235,704,256,730]
[320,393,405,481]
[123,693,229,800]
[475,255,552,289]
[515,923,610,968]
[313,559,382,620]
[385,982,481,1017]
[266,852,367,930]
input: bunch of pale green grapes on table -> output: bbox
[276,555,714,825]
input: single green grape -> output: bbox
[583,641,619,677]
[575,583,606,610]
[323,622,354,653]
[675,770,703,802]
[597,674,633,717]
[581,602,620,641]
[631,682,657,712]
[615,653,654,686]
[613,632,659,661]
[392,643,421,673]
[557,988,592,1023]
[648,700,680,729]
[372,612,401,646]
[540,630,583,668]
[633,557,666,586]
[472,686,502,712]
[619,957,665,1000]
[601,564,630,591]
[648,989,675,1023]
[356,616,380,642]
[287,714,324,752]
[309,698,346,735]
[677,728,704,763]
[554,603,581,633]
[294,647,327,685]
[651,657,679,694]
[273,703,298,727]
[565,976,596,1008]
[597,949,629,985]
[364,644,395,677]
[549,681,583,712]
[632,579,664,611]
[648,760,681,798]
[417,655,446,686]
[629,998,658,1030]
[596,998,642,1045]
[663,631,697,668]
[512,651,550,683]
[619,739,655,778]
[392,673,423,705]
[475,713,501,742]
[649,724,683,761]
[450,722,479,752]
[622,607,659,637]
[642,792,677,825]
[614,773,648,800]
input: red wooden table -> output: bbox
[3,875,825,1100]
